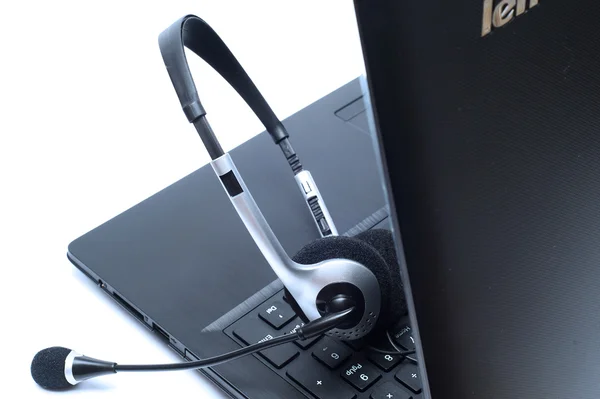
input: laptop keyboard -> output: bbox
[224,290,421,399]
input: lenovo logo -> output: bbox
[482,0,540,36]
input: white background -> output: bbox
[0,1,365,397]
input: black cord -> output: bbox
[115,333,297,372]
[115,307,355,373]
[365,330,417,362]
[117,336,417,372]
[386,330,407,353]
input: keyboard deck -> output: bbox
[223,290,422,399]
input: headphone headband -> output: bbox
[158,15,288,143]
[158,14,338,237]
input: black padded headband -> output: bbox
[158,15,288,143]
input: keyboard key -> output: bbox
[287,361,356,399]
[286,319,321,349]
[370,381,413,399]
[259,342,299,368]
[341,358,381,391]
[395,363,422,393]
[391,318,416,351]
[343,337,366,351]
[368,351,403,372]
[233,318,299,369]
[312,337,352,369]
[233,320,270,347]
[258,299,296,329]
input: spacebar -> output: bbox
[287,361,356,399]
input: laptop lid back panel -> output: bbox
[355,1,600,398]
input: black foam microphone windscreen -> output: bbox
[31,347,73,390]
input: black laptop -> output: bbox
[68,78,414,399]
[69,1,600,398]
[357,0,600,398]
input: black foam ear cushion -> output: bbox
[355,229,408,324]
[292,235,393,333]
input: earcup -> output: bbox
[292,234,393,334]
[354,229,408,324]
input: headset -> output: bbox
[30,15,410,390]
[160,13,407,339]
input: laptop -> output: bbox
[68,78,415,399]
[69,1,600,398]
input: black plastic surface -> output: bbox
[356,1,600,398]
[223,289,418,399]
[68,79,386,398]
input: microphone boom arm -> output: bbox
[116,307,355,372]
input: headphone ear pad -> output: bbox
[355,229,408,324]
[292,235,392,332]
